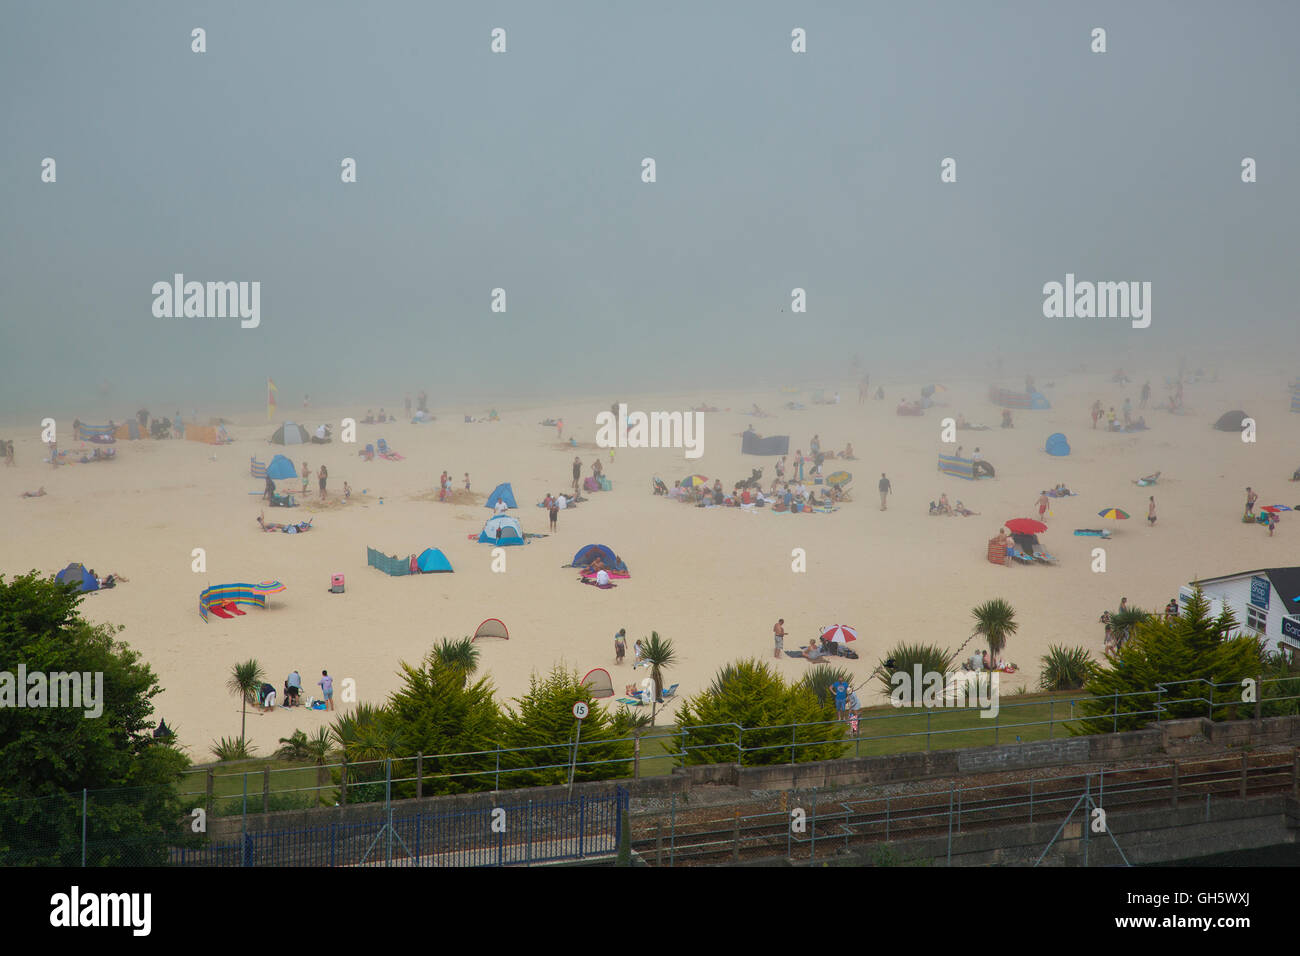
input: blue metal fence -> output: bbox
[174,788,627,867]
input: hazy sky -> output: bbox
[3,1,1298,415]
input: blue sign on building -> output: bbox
[1282,616,1300,642]
[1251,576,1271,610]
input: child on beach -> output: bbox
[615,629,626,664]
[343,481,351,500]
[464,473,471,491]
[302,462,309,496]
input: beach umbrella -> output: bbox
[681,475,709,488]
[1005,518,1048,534]
[1098,508,1130,520]
[820,624,858,645]
[1263,505,1292,512]
[827,471,852,487]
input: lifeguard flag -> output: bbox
[267,378,278,420]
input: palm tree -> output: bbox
[971,599,1018,664]
[226,659,266,747]
[430,636,479,680]
[640,632,678,724]
[1109,607,1151,649]
[276,728,337,803]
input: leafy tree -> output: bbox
[373,651,503,797]
[672,659,845,766]
[226,659,265,747]
[0,572,191,865]
[211,736,257,761]
[499,668,632,788]
[1076,588,1262,733]
[971,599,1018,662]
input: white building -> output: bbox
[1179,567,1300,657]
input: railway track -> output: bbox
[629,752,1299,865]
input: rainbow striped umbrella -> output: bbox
[252,580,286,594]
[681,475,709,488]
[1097,508,1130,520]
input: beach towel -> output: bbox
[581,579,617,589]
[580,570,630,580]
[1073,529,1111,537]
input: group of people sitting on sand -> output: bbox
[668,477,845,511]
[963,649,1015,672]
[929,494,978,516]
[361,409,396,424]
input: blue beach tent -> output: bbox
[1045,433,1071,456]
[478,514,525,545]
[416,548,454,573]
[567,544,628,573]
[56,563,99,592]
[484,482,518,509]
[267,455,298,480]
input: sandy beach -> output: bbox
[3,369,1297,755]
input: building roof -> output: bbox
[1189,567,1300,613]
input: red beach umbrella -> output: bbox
[1005,518,1048,534]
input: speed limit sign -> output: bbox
[572,701,589,720]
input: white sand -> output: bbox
[3,372,1297,756]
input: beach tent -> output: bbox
[415,548,454,573]
[270,422,309,445]
[484,482,518,510]
[76,424,116,443]
[56,563,98,592]
[741,432,791,456]
[478,514,525,545]
[267,455,297,480]
[1045,433,1071,456]
[472,618,509,641]
[581,668,615,699]
[1214,410,1249,431]
[567,544,628,573]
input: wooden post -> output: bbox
[262,766,270,814]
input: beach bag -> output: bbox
[599,476,612,491]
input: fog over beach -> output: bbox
[3,0,1299,756]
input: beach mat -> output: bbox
[206,605,233,619]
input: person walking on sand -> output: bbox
[773,618,786,658]
[1037,491,1050,522]
[301,462,309,496]
[557,418,564,440]
[548,498,559,531]
[615,629,626,665]
[1268,511,1278,536]
[1091,400,1102,429]
[318,670,334,711]
[878,473,892,511]
[1246,487,1258,517]
[1140,381,1151,409]
[572,456,582,495]
[318,464,328,498]
[1147,496,1157,527]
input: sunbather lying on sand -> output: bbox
[20,487,47,498]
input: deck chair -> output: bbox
[1009,546,1035,564]
[615,696,645,707]
[1032,549,1058,564]
[360,444,375,461]
[659,683,679,700]
[377,438,390,455]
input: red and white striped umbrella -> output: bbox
[820,624,858,644]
